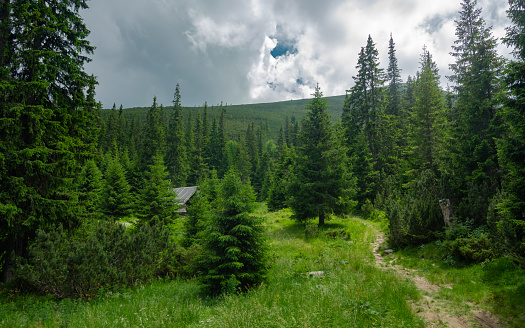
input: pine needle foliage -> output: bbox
[200,169,267,296]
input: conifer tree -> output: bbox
[0,0,97,281]
[217,111,227,177]
[140,97,166,172]
[101,154,133,221]
[448,0,503,194]
[191,111,208,183]
[495,0,525,262]
[185,111,197,184]
[166,84,189,187]
[200,169,267,295]
[136,154,177,226]
[182,188,210,247]
[267,145,296,211]
[408,47,446,175]
[342,36,384,202]
[207,117,223,173]
[202,102,210,151]
[386,34,402,116]
[78,160,104,221]
[289,84,355,225]
[245,122,259,182]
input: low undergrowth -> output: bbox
[1,207,424,327]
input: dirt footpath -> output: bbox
[371,233,506,328]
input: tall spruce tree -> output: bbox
[140,97,166,172]
[342,36,384,203]
[0,0,97,282]
[496,0,525,262]
[408,47,446,176]
[166,84,189,187]
[191,111,208,184]
[289,84,355,226]
[448,0,503,201]
[386,34,402,116]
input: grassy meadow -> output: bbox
[0,206,424,328]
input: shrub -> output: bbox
[17,221,189,299]
[385,170,444,248]
[443,223,494,263]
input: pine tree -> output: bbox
[136,154,177,226]
[166,84,189,187]
[289,84,355,225]
[200,169,267,295]
[0,0,97,282]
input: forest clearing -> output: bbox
[2,209,523,327]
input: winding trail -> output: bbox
[371,233,505,328]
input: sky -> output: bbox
[81,0,512,108]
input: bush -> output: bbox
[443,234,494,263]
[17,221,190,299]
[443,223,494,263]
[385,170,444,248]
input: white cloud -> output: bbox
[82,0,512,108]
[185,9,252,52]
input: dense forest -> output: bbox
[1,0,525,303]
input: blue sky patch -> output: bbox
[271,40,298,58]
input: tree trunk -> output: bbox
[439,199,454,227]
[318,212,325,226]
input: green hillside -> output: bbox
[104,95,346,140]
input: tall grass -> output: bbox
[1,208,424,327]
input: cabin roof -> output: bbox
[174,186,198,205]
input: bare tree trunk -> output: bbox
[439,199,454,227]
[319,212,325,226]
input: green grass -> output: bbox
[1,208,424,327]
[390,241,525,328]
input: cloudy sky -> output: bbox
[81,0,511,108]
